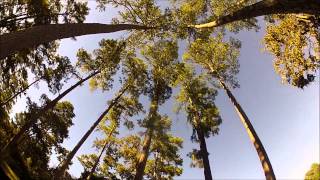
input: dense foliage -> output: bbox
[0,0,318,179]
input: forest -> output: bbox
[0,0,319,179]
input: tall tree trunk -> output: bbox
[190,0,320,28]
[0,77,41,107]
[0,23,153,59]
[86,125,116,180]
[195,126,213,180]
[0,161,19,180]
[219,79,276,180]
[134,95,159,180]
[0,71,100,161]
[55,85,129,179]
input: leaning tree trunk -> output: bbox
[0,23,153,59]
[190,0,320,28]
[86,125,117,180]
[55,85,129,179]
[0,71,100,161]
[219,79,275,180]
[134,95,159,180]
[0,77,41,107]
[195,125,213,180]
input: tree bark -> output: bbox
[0,23,153,59]
[86,125,116,180]
[0,71,100,161]
[55,85,129,179]
[134,95,159,180]
[190,0,320,28]
[219,79,276,180]
[195,126,213,180]
[0,77,41,107]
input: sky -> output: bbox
[11,1,319,179]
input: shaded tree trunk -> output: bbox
[195,126,213,180]
[0,77,41,107]
[55,85,129,179]
[86,125,117,180]
[190,0,320,28]
[134,95,159,180]
[0,23,153,59]
[219,79,276,180]
[0,71,100,161]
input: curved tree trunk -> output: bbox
[55,85,129,179]
[219,79,275,180]
[195,126,213,180]
[134,95,159,180]
[190,0,320,28]
[0,23,153,59]
[86,125,116,180]
[0,77,41,107]
[0,71,100,161]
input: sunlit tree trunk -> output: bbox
[190,0,320,28]
[195,125,213,180]
[134,95,159,180]
[0,23,153,59]
[86,125,116,180]
[0,161,19,180]
[55,85,129,179]
[0,71,100,161]
[0,77,41,107]
[219,79,276,180]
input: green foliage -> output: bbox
[183,34,241,87]
[141,40,180,105]
[305,163,320,180]
[187,149,204,168]
[1,1,319,179]
[0,0,89,113]
[121,51,148,96]
[176,69,221,171]
[264,14,320,88]
[1,96,75,179]
[145,122,184,179]
[115,116,183,180]
[76,39,126,91]
[98,0,177,48]
[176,73,221,140]
[0,0,89,33]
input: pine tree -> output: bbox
[176,70,222,180]
[184,34,275,180]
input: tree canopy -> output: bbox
[0,0,318,179]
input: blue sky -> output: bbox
[12,1,319,179]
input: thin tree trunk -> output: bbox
[189,0,320,28]
[0,71,100,161]
[86,125,117,180]
[55,85,129,179]
[153,150,160,180]
[0,23,153,59]
[219,79,276,180]
[0,161,19,180]
[195,126,213,180]
[134,95,159,180]
[0,77,41,107]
